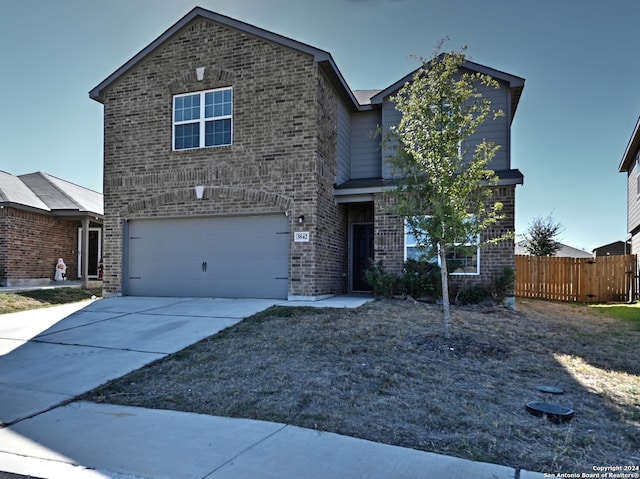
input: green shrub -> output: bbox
[401,259,441,299]
[454,283,489,305]
[365,260,443,300]
[364,262,401,298]
[488,266,515,303]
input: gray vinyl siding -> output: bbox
[463,80,510,171]
[381,99,402,179]
[631,228,640,257]
[351,110,382,179]
[336,100,351,184]
[627,156,640,235]
[381,78,512,177]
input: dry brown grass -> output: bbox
[0,288,102,314]
[82,299,640,474]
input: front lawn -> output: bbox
[591,302,640,330]
[0,288,102,314]
[82,299,640,474]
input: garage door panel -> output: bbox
[127,215,288,299]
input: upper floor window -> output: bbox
[173,88,232,150]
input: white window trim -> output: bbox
[173,87,233,151]
[403,217,480,275]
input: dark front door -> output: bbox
[88,230,100,276]
[353,224,374,291]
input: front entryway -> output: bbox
[352,223,374,291]
[78,227,102,279]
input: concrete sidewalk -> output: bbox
[0,401,544,479]
[0,297,545,479]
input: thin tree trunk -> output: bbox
[439,242,452,339]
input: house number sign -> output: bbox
[294,231,310,242]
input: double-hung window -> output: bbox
[173,87,232,150]
[404,222,436,262]
[444,237,480,275]
[404,217,480,275]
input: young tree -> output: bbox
[521,215,564,256]
[389,46,509,339]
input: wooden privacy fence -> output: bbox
[515,254,638,303]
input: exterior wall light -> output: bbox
[297,215,305,223]
[195,185,205,200]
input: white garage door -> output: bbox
[126,215,289,299]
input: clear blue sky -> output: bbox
[1,0,639,252]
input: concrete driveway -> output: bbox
[0,296,281,426]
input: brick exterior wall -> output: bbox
[100,18,348,298]
[371,185,516,293]
[310,73,349,296]
[473,185,516,289]
[0,207,80,284]
[373,193,405,276]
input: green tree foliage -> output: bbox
[388,45,509,339]
[521,215,564,256]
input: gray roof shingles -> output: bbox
[0,171,103,216]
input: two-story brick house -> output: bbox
[90,7,525,300]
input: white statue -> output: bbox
[54,258,67,281]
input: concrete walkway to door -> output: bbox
[0,296,544,479]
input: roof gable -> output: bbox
[89,8,524,116]
[89,6,358,107]
[370,57,525,122]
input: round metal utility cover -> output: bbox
[526,401,574,423]
[537,385,565,394]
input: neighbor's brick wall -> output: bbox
[0,207,79,282]
[100,18,346,297]
[0,211,7,282]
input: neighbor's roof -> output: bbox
[0,171,103,217]
[89,7,525,115]
[515,240,593,258]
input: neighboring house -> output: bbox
[620,116,640,257]
[515,240,593,258]
[0,171,103,287]
[89,7,525,300]
[592,240,631,257]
